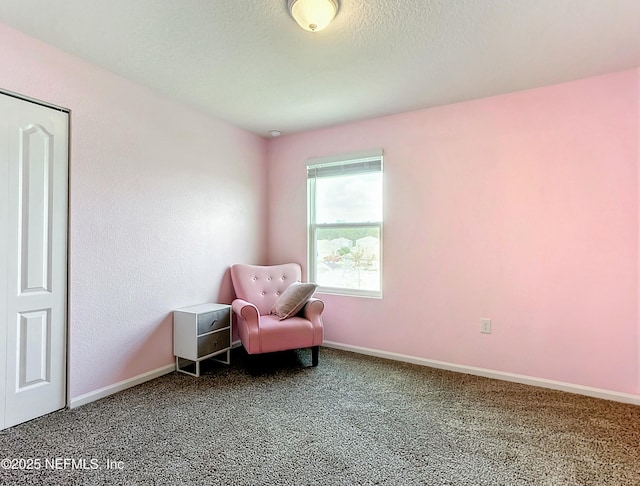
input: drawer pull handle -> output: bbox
[210,319,217,327]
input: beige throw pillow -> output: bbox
[270,282,317,320]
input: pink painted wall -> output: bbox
[267,69,640,395]
[0,23,268,398]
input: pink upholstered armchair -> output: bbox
[230,263,324,367]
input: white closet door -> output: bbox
[0,100,8,430]
[0,93,68,429]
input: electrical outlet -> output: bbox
[480,318,492,334]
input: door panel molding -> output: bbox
[18,123,53,295]
[18,309,51,389]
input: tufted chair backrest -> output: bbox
[230,263,303,316]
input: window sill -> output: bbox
[316,287,382,299]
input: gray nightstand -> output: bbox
[173,303,232,377]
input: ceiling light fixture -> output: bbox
[288,0,339,32]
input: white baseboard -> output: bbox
[70,344,244,409]
[69,363,176,409]
[323,341,640,406]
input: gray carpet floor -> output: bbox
[1,347,639,485]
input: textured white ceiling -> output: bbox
[1,0,639,137]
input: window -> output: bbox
[307,150,383,297]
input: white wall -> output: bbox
[0,23,267,399]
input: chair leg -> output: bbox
[247,353,260,376]
[311,346,319,367]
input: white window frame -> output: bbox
[307,149,383,298]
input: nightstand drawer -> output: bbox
[197,329,230,357]
[197,308,230,335]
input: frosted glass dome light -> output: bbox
[288,0,339,32]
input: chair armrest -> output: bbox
[232,298,261,353]
[232,298,259,329]
[303,297,324,319]
[303,298,324,345]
